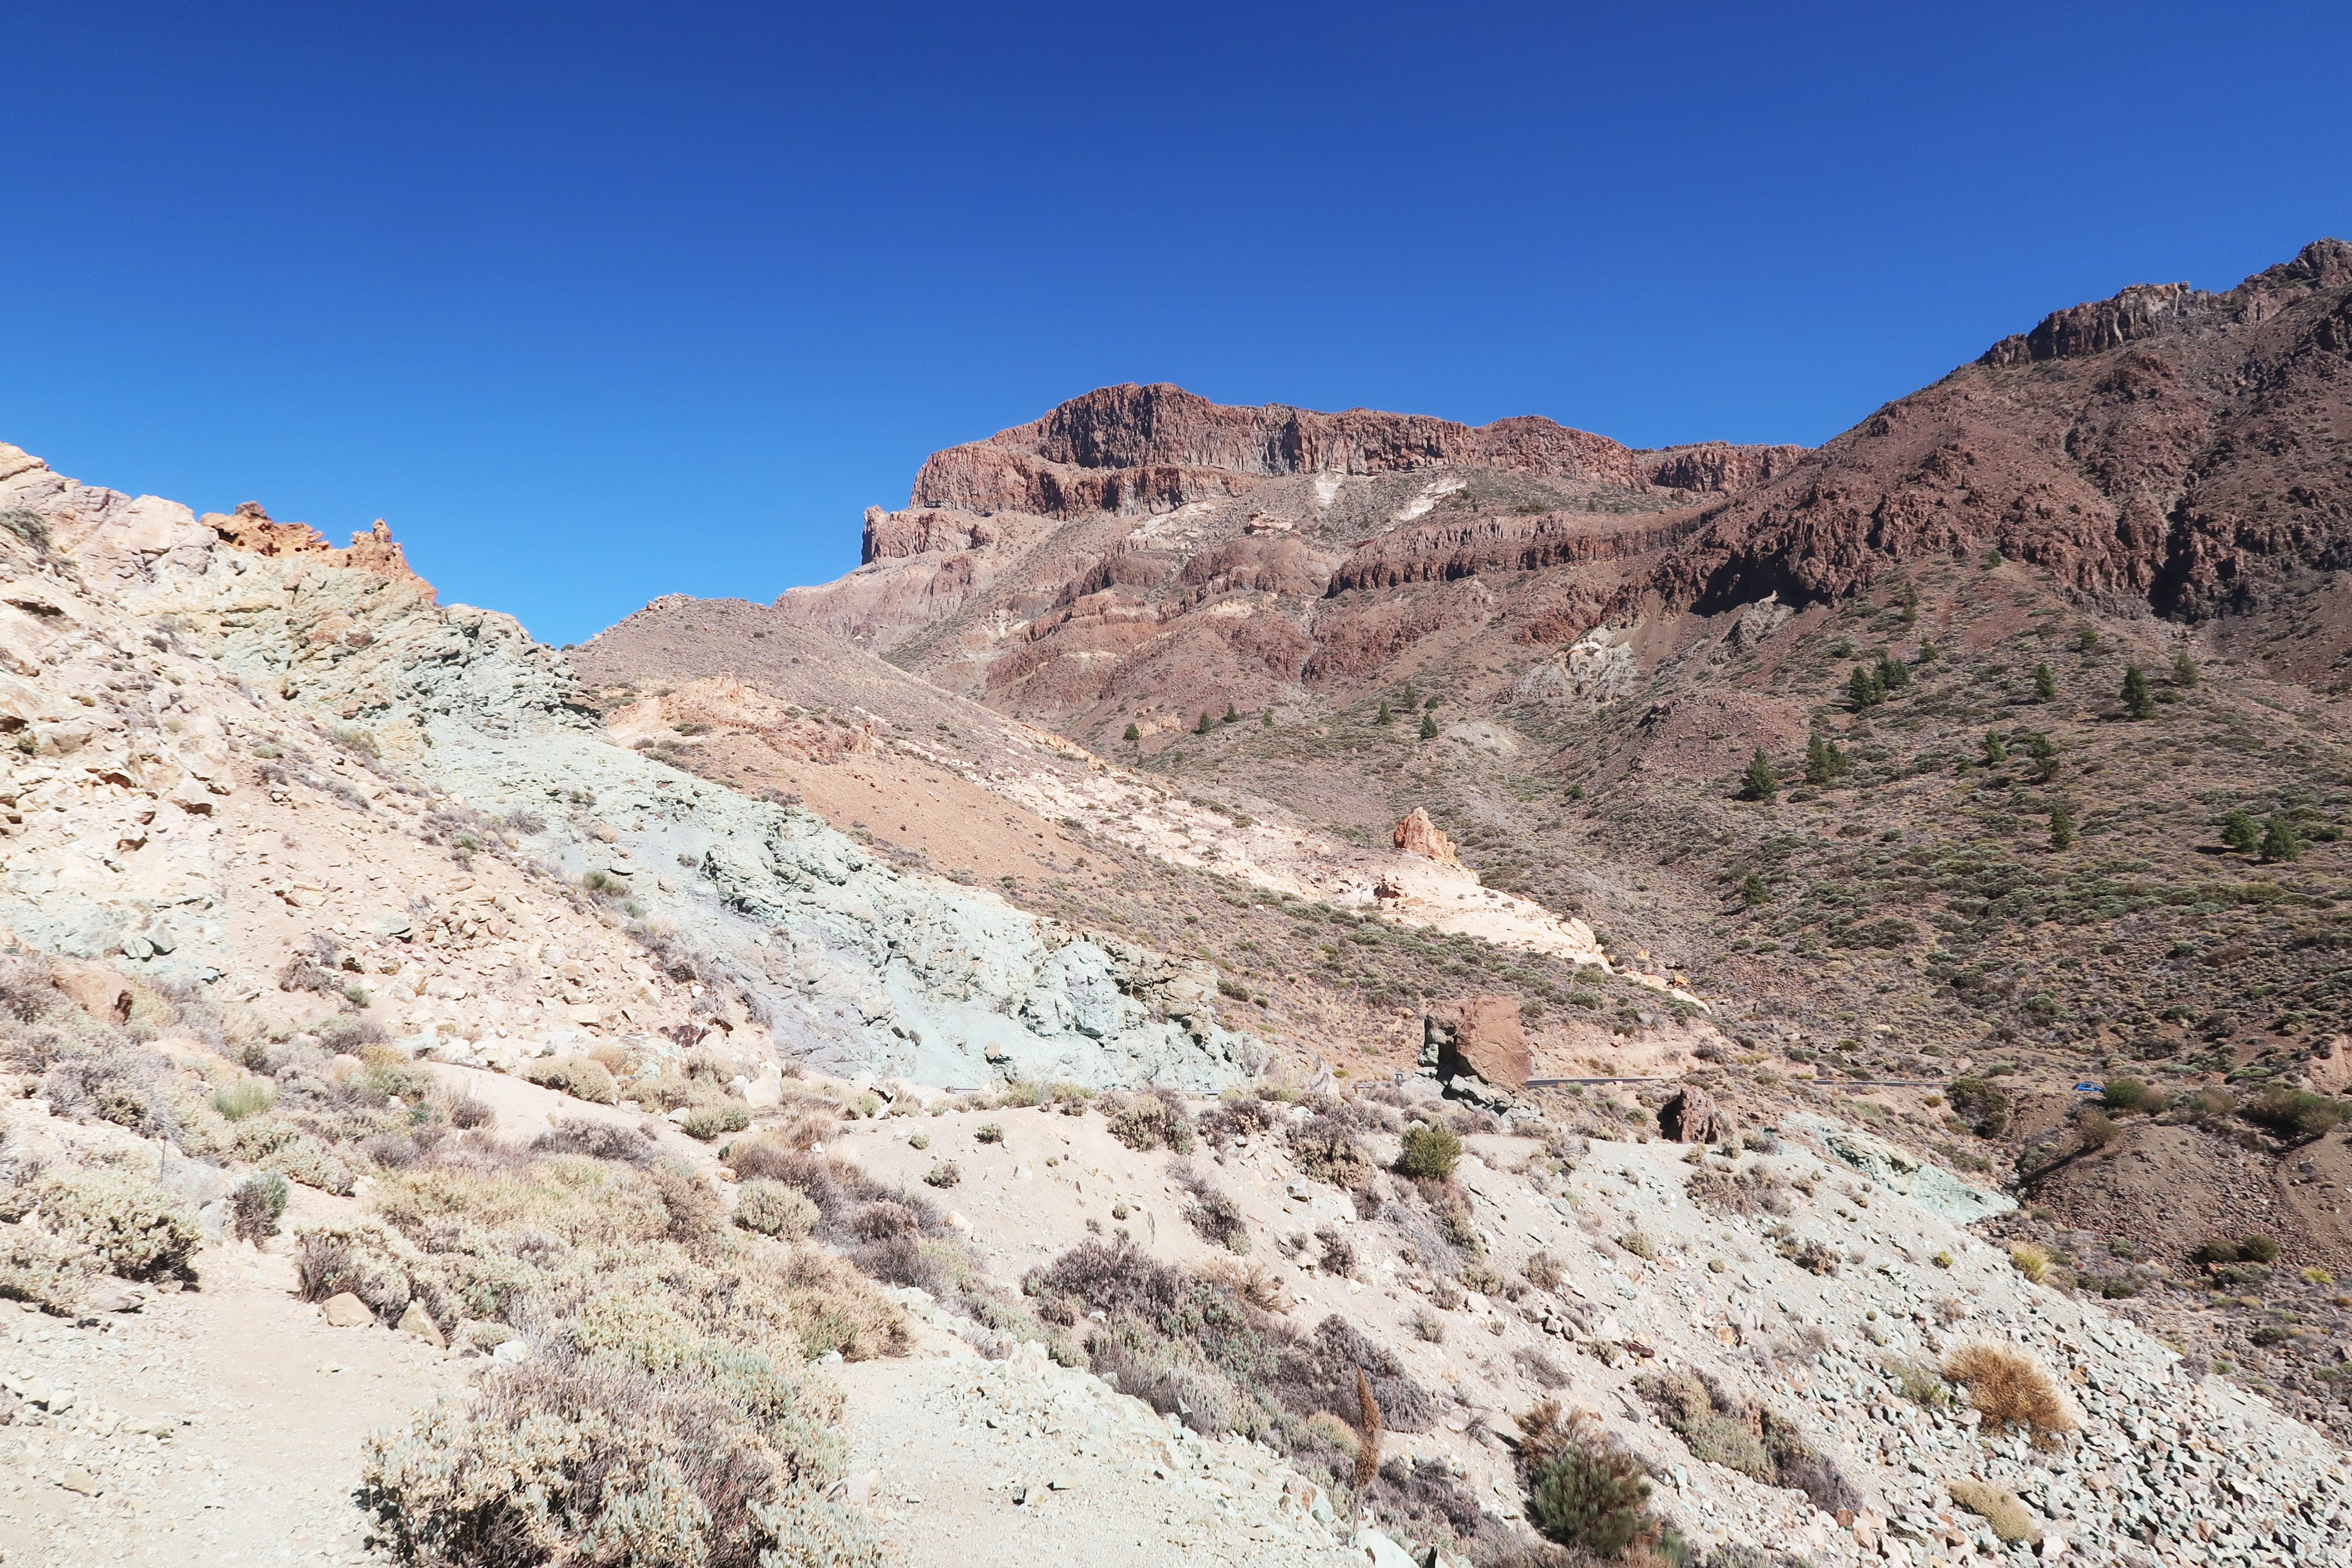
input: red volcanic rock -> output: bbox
[1392,807,1461,866]
[203,501,336,559]
[1632,239,2352,623]
[1428,995,1531,1093]
[1659,1085,1732,1144]
[912,384,1801,519]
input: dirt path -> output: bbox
[0,1247,462,1568]
[832,1325,1361,1568]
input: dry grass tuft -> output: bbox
[1948,1477,2039,1542]
[1942,1342,2077,1443]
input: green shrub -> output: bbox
[679,1101,752,1140]
[1946,1075,2010,1137]
[733,1180,819,1241]
[1529,1444,1652,1558]
[35,1166,199,1281]
[2241,1235,2280,1265]
[211,1078,275,1121]
[1397,1122,1463,1180]
[2246,1087,2347,1140]
[524,1056,618,1105]
[230,1170,291,1245]
[2100,1077,2164,1114]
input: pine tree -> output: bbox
[1899,582,1919,625]
[1917,636,1938,664]
[1400,685,1420,708]
[1196,710,1213,735]
[2222,810,2260,853]
[1261,708,1273,728]
[1740,871,1771,906]
[1875,652,1911,692]
[1740,748,1778,803]
[2026,731,2058,780]
[2076,624,2101,654]
[1804,731,1849,784]
[2261,816,2304,864]
[2048,798,2075,851]
[1419,713,1439,740]
[1980,731,2008,766]
[2121,663,2154,719]
[2171,646,2200,688]
[1222,703,1238,724]
[1375,699,1392,725]
[2033,662,2057,701]
[1847,665,1883,710]
[1424,695,1440,710]
[1122,722,1140,743]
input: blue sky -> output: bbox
[5,2,2348,644]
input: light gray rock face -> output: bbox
[1783,1113,2018,1223]
[2,451,1256,1091]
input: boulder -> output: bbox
[48,959,131,1024]
[396,1300,446,1349]
[1660,1084,1732,1144]
[2308,1034,2352,1095]
[1425,995,1530,1092]
[320,1292,374,1329]
[1391,807,1462,867]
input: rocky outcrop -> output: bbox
[1423,995,1529,1093]
[1390,808,1459,866]
[912,384,1803,520]
[0,445,1256,1093]
[1659,1084,1732,1144]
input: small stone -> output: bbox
[321,1292,374,1329]
[58,1466,101,1497]
[1048,1473,1074,1491]
[397,1301,446,1349]
[491,1337,530,1366]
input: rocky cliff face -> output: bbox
[910,382,1804,519]
[0,445,1256,1091]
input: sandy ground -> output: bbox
[0,1247,462,1568]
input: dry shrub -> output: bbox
[679,1101,751,1141]
[1174,1163,1250,1252]
[1023,1239,1435,1442]
[733,1180,819,1241]
[0,1223,97,1313]
[1685,1167,1791,1217]
[2008,1242,2051,1284]
[1315,1225,1356,1277]
[446,1095,495,1130]
[716,1150,941,1246]
[32,1165,198,1281]
[1638,1370,1859,1516]
[1290,1114,1371,1186]
[523,1056,617,1105]
[1942,1342,2077,1443]
[1199,1255,1287,1313]
[41,1048,178,1138]
[1104,1090,1197,1154]
[1521,1250,1563,1290]
[358,1348,874,1568]
[531,1117,657,1166]
[1947,1477,2038,1543]
[230,1170,291,1244]
[1200,1094,1276,1148]
[1515,1400,1655,1560]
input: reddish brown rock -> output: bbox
[48,959,131,1025]
[1631,238,2352,626]
[1428,995,1530,1092]
[911,383,1802,520]
[1391,808,1461,867]
[1660,1085,1732,1144]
